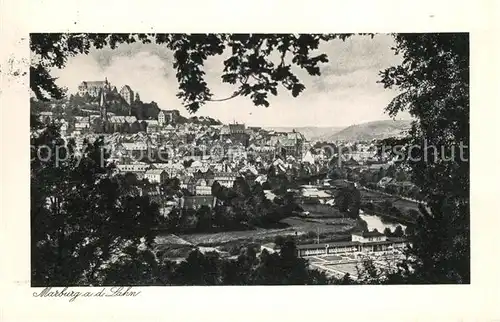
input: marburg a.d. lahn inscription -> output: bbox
[33,287,141,302]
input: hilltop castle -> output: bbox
[88,79,146,134]
[78,78,136,105]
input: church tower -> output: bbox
[99,86,109,133]
[99,88,108,122]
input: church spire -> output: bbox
[99,89,108,123]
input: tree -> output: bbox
[380,33,469,283]
[160,177,181,196]
[164,208,182,233]
[376,167,387,182]
[393,225,404,237]
[386,164,396,178]
[335,187,360,218]
[232,176,251,198]
[31,126,159,286]
[182,159,194,168]
[211,181,223,198]
[336,187,351,213]
[395,170,409,182]
[30,33,469,284]
[195,205,213,231]
[350,188,361,218]
[381,200,393,212]
[171,250,222,285]
[404,224,415,237]
[30,33,357,112]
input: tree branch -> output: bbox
[204,75,249,103]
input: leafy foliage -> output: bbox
[162,238,333,286]
[380,33,469,283]
[31,126,160,286]
[29,33,469,285]
[30,33,355,112]
[335,186,361,218]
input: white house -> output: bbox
[144,169,168,184]
[158,110,166,126]
[116,163,150,173]
[351,231,387,243]
[302,150,315,164]
[194,178,213,196]
[260,243,280,254]
[214,171,239,188]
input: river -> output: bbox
[359,212,406,233]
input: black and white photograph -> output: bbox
[28,32,470,287]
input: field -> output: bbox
[321,255,343,261]
[280,217,355,234]
[180,227,299,245]
[155,234,193,246]
[178,216,357,246]
[306,255,361,278]
[300,204,345,218]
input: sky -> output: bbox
[52,34,412,127]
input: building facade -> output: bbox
[119,85,134,105]
[296,232,408,257]
[144,169,168,184]
[78,78,111,97]
[158,111,166,126]
[220,123,250,147]
[214,172,240,188]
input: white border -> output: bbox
[1,0,499,321]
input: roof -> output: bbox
[277,138,298,147]
[388,237,407,243]
[191,160,203,167]
[116,164,149,171]
[120,85,133,92]
[376,177,393,187]
[297,241,360,250]
[145,169,166,175]
[121,142,148,150]
[80,81,106,87]
[287,131,304,140]
[261,243,279,250]
[229,124,246,133]
[109,116,137,124]
[214,171,239,178]
[297,238,407,250]
[195,178,215,186]
[352,231,385,238]
[239,165,258,175]
[362,240,405,246]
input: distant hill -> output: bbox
[263,126,344,141]
[326,120,412,142]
